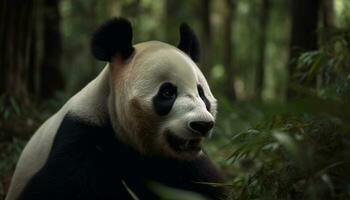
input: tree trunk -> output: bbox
[0,0,37,103]
[322,0,335,29]
[165,0,180,44]
[40,0,64,99]
[0,0,6,94]
[28,1,42,97]
[318,0,334,89]
[255,0,270,100]
[200,0,212,78]
[223,0,237,101]
[288,0,321,98]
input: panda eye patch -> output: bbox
[153,82,177,116]
[159,83,177,99]
[197,85,211,111]
[198,85,205,97]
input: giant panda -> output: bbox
[6,17,229,200]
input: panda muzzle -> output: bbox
[166,132,204,153]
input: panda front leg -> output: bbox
[18,114,134,200]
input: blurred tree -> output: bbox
[61,0,106,93]
[322,0,335,29]
[200,0,212,77]
[0,0,37,103]
[223,0,237,100]
[27,0,45,98]
[288,0,321,98]
[255,0,270,100]
[165,0,180,44]
[317,0,335,90]
[27,21,39,96]
[121,0,140,18]
[40,0,64,99]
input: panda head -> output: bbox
[91,18,217,160]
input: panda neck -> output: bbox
[68,64,132,148]
[68,65,111,125]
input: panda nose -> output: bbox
[189,121,214,137]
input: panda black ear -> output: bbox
[91,17,134,62]
[177,23,200,63]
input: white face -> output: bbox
[112,41,217,160]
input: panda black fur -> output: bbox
[6,17,230,200]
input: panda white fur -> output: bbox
[6,18,229,200]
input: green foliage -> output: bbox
[208,28,350,199]
[0,138,27,200]
[222,111,350,200]
[0,95,22,120]
[206,28,350,199]
[0,95,60,199]
[203,92,349,200]
[291,27,350,102]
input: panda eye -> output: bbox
[153,82,177,115]
[197,84,211,111]
[159,83,177,99]
[197,85,205,97]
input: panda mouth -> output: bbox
[166,132,203,153]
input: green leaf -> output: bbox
[122,180,140,200]
[148,181,209,200]
[9,97,21,116]
[4,109,10,120]
[273,131,304,167]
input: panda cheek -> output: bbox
[152,97,176,116]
